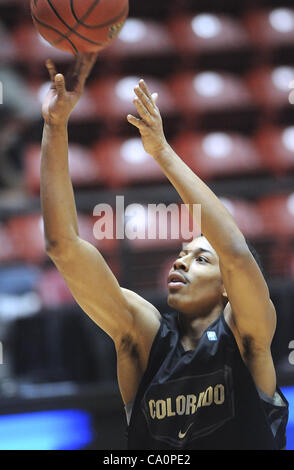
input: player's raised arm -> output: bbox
[40,57,160,345]
[41,54,98,254]
[127,80,276,376]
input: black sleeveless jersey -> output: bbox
[127,312,289,450]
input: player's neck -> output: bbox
[177,305,222,349]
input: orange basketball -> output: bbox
[30,0,129,54]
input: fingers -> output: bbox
[72,52,98,93]
[45,59,67,97]
[134,80,158,116]
[54,74,66,98]
[127,79,161,130]
[126,114,147,131]
[46,59,57,83]
[133,96,152,125]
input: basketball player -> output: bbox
[41,54,288,450]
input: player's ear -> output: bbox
[222,285,228,302]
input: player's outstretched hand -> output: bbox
[42,53,98,126]
[127,80,168,158]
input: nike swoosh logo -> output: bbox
[178,422,194,439]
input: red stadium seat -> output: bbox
[218,198,266,239]
[0,224,17,262]
[123,203,201,251]
[92,137,165,188]
[77,212,119,255]
[12,23,71,63]
[6,214,47,263]
[254,125,294,175]
[172,130,263,180]
[89,75,175,122]
[2,212,116,264]
[24,142,102,194]
[168,71,253,116]
[102,18,174,59]
[168,12,250,57]
[243,7,294,52]
[245,65,294,114]
[36,258,120,308]
[36,267,74,308]
[257,193,294,237]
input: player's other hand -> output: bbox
[42,53,98,126]
[127,80,168,158]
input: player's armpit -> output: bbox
[121,288,161,345]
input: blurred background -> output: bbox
[0,0,293,450]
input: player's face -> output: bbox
[167,236,226,315]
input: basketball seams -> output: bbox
[70,0,100,28]
[32,13,78,53]
[45,0,104,46]
[70,0,128,29]
[31,0,129,53]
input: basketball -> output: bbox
[30,0,129,54]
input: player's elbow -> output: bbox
[46,238,63,259]
[45,237,74,262]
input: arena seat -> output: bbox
[76,212,119,255]
[36,268,74,308]
[0,224,17,262]
[89,75,175,122]
[12,23,71,63]
[5,214,47,263]
[167,71,254,117]
[92,137,165,188]
[218,198,266,239]
[243,7,294,52]
[245,65,294,114]
[36,258,121,309]
[24,143,102,194]
[123,202,201,251]
[2,212,115,263]
[171,130,263,180]
[254,125,294,175]
[102,18,174,59]
[167,12,250,57]
[257,193,294,238]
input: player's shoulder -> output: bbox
[121,288,162,331]
[122,288,160,318]
[120,287,162,356]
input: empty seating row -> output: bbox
[23,125,294,192]
[13,65,294,127]
[0,192,293,265]
[1,8,294,63]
